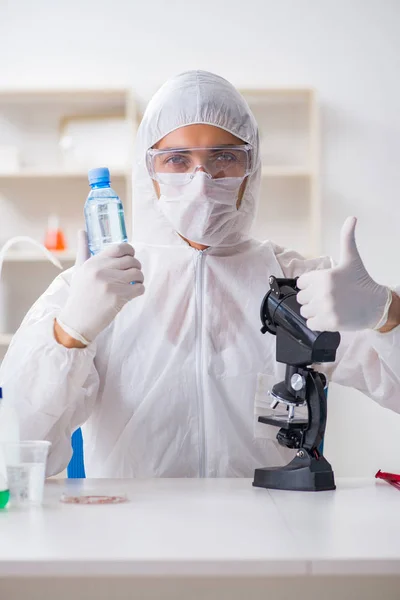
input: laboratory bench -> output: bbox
[0,477,399,600]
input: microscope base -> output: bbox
[253,452,336,492]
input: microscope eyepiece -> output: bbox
[261,276,341,366]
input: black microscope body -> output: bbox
[252,277,341,492]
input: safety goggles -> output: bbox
[146,144,253,185]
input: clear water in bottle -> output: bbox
[85,167,128,255]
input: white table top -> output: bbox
[0,477,399,577]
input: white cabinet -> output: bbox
[0,89,137,349]
[240,88,319,257]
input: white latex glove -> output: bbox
[297,217,392,332]
[57,231,145,344]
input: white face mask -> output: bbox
[158,172,248,246]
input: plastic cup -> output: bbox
[3,441,51,507]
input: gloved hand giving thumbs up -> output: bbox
[296,217,392,332]
[56,231,145,346]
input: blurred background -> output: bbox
[0,0,399,476]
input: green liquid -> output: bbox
[0,489,10,509]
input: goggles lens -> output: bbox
[147,145,252,184]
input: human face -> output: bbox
[152,124,248,250]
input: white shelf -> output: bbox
[240,86,319,255]
[0,169,129,180]
[261,166,313,177]
[0,88,137,342]
[0,334,14,347]
[3,250,76,263]
[240,87,314,95]
[0,88,130,105]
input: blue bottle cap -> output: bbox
[88,167,110,186]
[0,388,2,400]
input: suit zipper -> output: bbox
[195,250,206,477]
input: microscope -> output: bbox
[252,277,341,492]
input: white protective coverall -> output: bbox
[1,70,399,478]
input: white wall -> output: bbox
[1,0,399,476]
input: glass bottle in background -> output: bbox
[44,214,67,252]
[85,167,128,255]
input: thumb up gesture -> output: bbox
[296,217,391,331]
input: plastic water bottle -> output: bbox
[85,167,128,255]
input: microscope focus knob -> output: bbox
[291,373,305,392]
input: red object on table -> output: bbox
[375,469,400,490]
